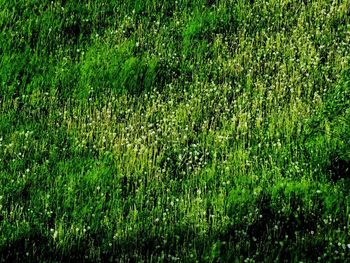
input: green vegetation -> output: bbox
[1,0,350,261]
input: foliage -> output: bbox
[1,0,350,262]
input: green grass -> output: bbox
[1,0,350,262]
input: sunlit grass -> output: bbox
[1,0,350,262]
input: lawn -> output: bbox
[1,0,350,262]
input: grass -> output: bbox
[1,0,350,262]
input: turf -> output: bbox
[1,0,350,262]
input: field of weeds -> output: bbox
[1,0,350,262]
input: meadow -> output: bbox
[1,0,350,262]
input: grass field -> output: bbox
[1,0,350,262]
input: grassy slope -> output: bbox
[1,0,350,262]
